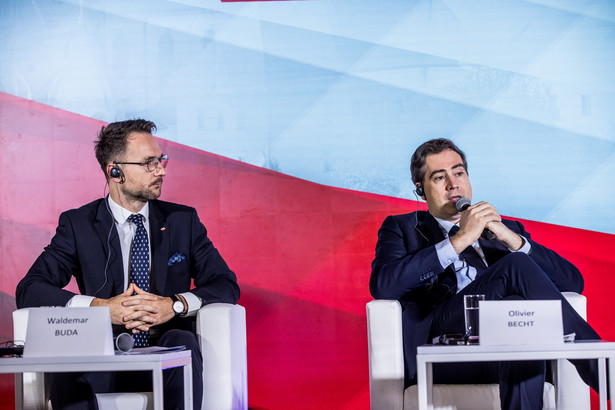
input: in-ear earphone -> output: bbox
[110,163,122,178]
[415,184,424,196]
[109,163,124,184]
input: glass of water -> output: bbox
[464,294,485,344]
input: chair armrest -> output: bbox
[13,308,30,345]
[196,303,248,410]
[366,300,405,410]
[562,291,586,319]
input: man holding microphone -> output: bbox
[370,138,601,410]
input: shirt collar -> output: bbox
[107,196,150,225]
[433,216,457,236]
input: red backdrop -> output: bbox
[1,92,613,408]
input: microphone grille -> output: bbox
[115,333,134,353]
[455,197,472,212]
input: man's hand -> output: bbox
[121,285,176,333]
[91,283,158,326]
[451,201,523,253]
[90,283,175,333]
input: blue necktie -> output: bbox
[128,213,150,347]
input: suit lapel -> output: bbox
[95,198,124,296]
[149,201,169,295]
[415,212,446,246]
[416,212,459,297]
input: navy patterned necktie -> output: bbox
[448,225,487,274]
[128,213,150,347]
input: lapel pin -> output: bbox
[161,227,166,231]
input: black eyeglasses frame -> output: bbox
[114,154,169,172]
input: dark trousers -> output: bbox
[429,252,601,410]
[49,329,203,410]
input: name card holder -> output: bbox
[479,300,563,346]
[23,307,114,357]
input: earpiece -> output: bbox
[109,163,124,183]
[109,164,122,179]
[415,184,424,197]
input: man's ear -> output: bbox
[107,163,124,184]
[415,183,425,198]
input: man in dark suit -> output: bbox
[16,119,240,410]
[370,138,601,410]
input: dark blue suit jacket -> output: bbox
[16,197,240,333]
[369,211,583,386]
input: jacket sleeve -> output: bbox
[370,215,446,300]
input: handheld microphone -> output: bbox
[114,333,134,353]
[455,197,497,241]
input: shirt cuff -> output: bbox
[435,239,460,270]
[511,235,531,254]
[179,292,203,317]
[67,295,95,308]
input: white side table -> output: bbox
[1,350,192,410]
[416,341,615,410]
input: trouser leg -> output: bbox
[50,371,112,410]
[158,329,204,410]
[433,253,595,336]
[498,360,546,410]
[430,252,601,406]
[114,329,203,410]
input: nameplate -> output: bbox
[23,307,114,357]
[479,300,563,345]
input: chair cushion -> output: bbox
[403,382,555,410]
[96,392,152,410]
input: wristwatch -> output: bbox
[171,294,187,316]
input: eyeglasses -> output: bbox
[114,154,169,172]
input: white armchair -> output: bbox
[13,303,248,410]
[366,292,590,410]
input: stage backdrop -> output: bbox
[1,0,614,409]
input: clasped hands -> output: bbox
[91,283,175,333]
[451,201,523,254]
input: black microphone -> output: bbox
[114,333,134,353]
[455,197,497,241]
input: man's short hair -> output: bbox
[94,119,157,177]
[410,138,468,185]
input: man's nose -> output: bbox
[446,175,457,189]
[155,166,166,177]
